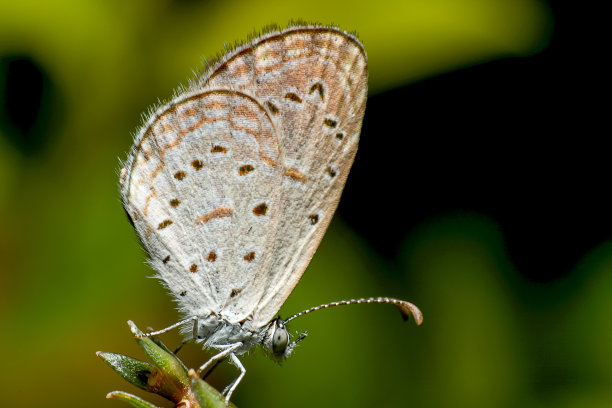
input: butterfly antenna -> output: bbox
[283,297,423,325]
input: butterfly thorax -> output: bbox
[183,313,293,361]
[185,314,261,355]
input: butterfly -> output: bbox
[119,24,422,405]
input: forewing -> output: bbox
[199,26,368,327]
[120,90,283,322]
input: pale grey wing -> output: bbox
[120,89,283,323]
[200,26,368,327]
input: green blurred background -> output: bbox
[1,1,609,407]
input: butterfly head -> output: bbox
[262,318,307,363]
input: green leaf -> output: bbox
[190,369,234,408]
[128,321,190,387]
[149,334,177,355]
[100,321,231,407]
[106,391,161,408]
[148,335,190,374]
[97,351,155,391]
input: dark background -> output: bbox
[343,1,605,285]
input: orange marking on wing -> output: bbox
[287,37,311,49]
[231,123,278,167]
[166,115,208,148]
[211,145,227,153]
[238,164,254,176]
[252,202,268,216]
[254,49,315,74]
[196,206,233,224]
[160,122,174,133]
[233,104,258,120]
[256,65,280,74]
[179,107,200,118]
[259,47,283,60]
[285,48,315,61]
[284,167,306,183]
[207,251,217,262]
[158,219,173,230]
[142,188,157,216]
[229,59,251,76]
[261,155,277,167]
[204,100,228,110]
[149,161,167,181]
[191,159,204,170]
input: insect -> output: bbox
[119,24,422,405]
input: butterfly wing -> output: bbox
[120,90,285,323]
[196,26,368,328]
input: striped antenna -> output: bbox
[283,297,423,325]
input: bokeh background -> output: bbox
[1,1,609,407]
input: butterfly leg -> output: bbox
[222,353,246,406]
[197,342,242,378]
[135,316,198,338]
[173,339,189,354]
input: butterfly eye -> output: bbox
[272,324,289,355]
